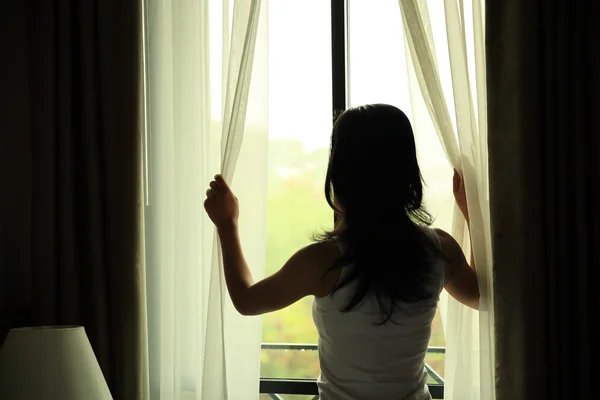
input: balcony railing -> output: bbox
[260,343,445,399]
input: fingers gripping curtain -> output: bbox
[144,0,267,399]
[398,0,495,399]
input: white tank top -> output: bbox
[312,228,444,400]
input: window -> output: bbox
[259,1,332,394]
[260,1,449,398]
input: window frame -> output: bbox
[259,344,445,399]
[259,1,445,398]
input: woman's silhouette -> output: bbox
[204,104,478,400]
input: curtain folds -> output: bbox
[0,1,146,399]
[143,0,268,398]
[487,1,600,399]
[399,1,495,399]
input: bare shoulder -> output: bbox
[433,227,452,242]
[433,228,465,280]
[433,228,462,259]
[433,229,479,309]
[294,239,342,297]
[294,239,339,254]
[294,239,341,269]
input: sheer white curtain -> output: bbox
[399,0,495,399]
[142,0,268,399]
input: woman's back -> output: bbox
[313,229,444,400]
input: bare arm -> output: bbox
[438,169,479,309]
[218,224,338,315]
[205,174,339,316]
[436,228,479,310]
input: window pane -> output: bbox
[260,0,332,379]
[261,347,319,379]
[347,0,451,376]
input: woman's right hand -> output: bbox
[453,169,470,222]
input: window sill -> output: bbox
[260,343,445,399]
[259,378,444,399]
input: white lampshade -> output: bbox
[0,325,113,399]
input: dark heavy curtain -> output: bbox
[0,1,145,399]
[487,1,599,399]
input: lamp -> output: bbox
[0,325,113,399]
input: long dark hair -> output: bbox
[317,104,440,324]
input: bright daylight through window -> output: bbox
[260,1,453,397]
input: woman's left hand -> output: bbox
[204,174,239,229]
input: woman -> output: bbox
[204,104,479,400]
